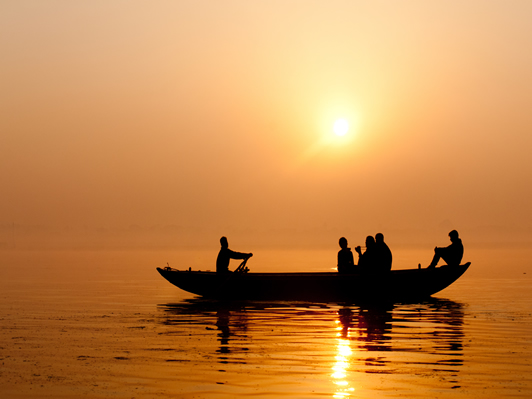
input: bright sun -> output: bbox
[333,118,349,136]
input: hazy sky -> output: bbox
[2,1,532,247]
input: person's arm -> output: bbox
[228,249,252,260]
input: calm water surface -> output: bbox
[1,248,531,398]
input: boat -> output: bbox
[156,262,471,302]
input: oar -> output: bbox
[234,257,250,273]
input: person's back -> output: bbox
[374,233,392,273]
[445,235,463,265]
[337,237,354,273]
[216,247,238,273]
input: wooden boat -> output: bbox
[156,262,470,302]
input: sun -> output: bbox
[333,119,349,136]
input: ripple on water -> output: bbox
[153,296,532,398]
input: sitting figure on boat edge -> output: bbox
[355,235,377,273]
[216,236,253,273]
[427,230,463,269]
[374,232,393,273]
[337,237,355,273]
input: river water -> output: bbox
[1,248,531,398]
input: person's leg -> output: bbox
[440,250,457,266]
[427,248,441,268]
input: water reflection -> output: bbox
[332,336,355,398]
[339,304,394,350]
[338,300,464,370]
[158,298,465,396]
[329,300,465,397]
[159,299,251,364]
[392,299,465,371]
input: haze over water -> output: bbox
[2,1,532,397]
[2,1,532,247]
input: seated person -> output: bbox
[374,233,392,273]
[337,237,354,273]
[216,236,253,273]
[355,236,376,272]
[427,230,463,268]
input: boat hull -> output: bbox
[156,263,470,302]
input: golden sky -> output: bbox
[1,1,532,247]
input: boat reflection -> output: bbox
[331,299,464,397]
[159,299,251,364]
[214,307,250,359]
[158,297,465,395]
[337,300,464,366]
[339,304,393,350]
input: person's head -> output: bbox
[448,230,459,242]
[365,236,375,248]
[339,237,348,249]
[220,236,228,248]
[375,233,384,244]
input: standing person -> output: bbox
[374,233,393,272]
[216,236,253,273]
[355,236,376,272]
[427,230,463,268]
[337,237,354,273]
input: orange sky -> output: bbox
[1,1,532,248]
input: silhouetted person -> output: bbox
[427,230,463,269]
[337,237,354,273]
[355,236,376,272]
[216,236,253,273]
[374,233,392,272]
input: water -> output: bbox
[1,248,532,398]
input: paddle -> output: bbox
[234,257,250,273]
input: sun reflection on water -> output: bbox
[332,321,356,398]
